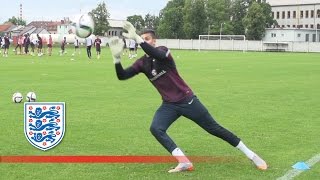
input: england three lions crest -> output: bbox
[24,102,65,151]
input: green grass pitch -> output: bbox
[0,47,319,179]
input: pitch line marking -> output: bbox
[277,153,320,180]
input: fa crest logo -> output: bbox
[24,102,65,151]
[151,69,157,76]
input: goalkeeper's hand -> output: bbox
[122,21,144,44]
[109,36,124,64]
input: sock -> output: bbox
[171,148,191,163]
[236,141,255,160]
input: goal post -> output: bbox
[198,35,246,52]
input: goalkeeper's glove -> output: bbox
[109,36,124,64]
[122,21,144,44]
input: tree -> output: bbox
[90,2,110,36]
[260,1,277,27]
[183,0,207,39]
[157,0,185,39]
[206,0,232,35]
[6,16,26,26]
[144,13,160,31]
[230,0,248,35]
[243,1,266,40]
[127,15,145,32]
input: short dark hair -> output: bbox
[140,29,156,38]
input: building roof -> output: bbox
[19,26,37,35]
[267,0,320,6]
[108,19,125,28]
[0,24,12,32]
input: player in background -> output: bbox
[3,33,10,57]
[30,37,38,56]
[0,36,3,55]
[73,36,80,56]
[108,21,268,173]
[37,34,43,56]
[24,34,30,55]
[14,35,23,55]
[47,34,53,56]
[134,41,138,57]
[85,36,93,59]
[128,39,136,59]
[60,37,67,56]
[94,35,102,59]
[122,37,127,56]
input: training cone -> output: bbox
[292,162,310,170]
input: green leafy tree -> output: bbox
[7,16,26,26]
[144,13,160,31]
[206,0,232,35]
[230,0,248,35]
[243,1,266,40]
[90,2,110,36]
[127,15,145,32]
[183,0,207,39]
[157,0,185,38]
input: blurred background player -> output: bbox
[14,35,23,55]
[30,37,38,56]
[128,39,136,59]
[122,37,127,56]
[37,34,43,56]
[60,37,66,56]
[73,36,80,56]
[85,36,93,59]
[0,36,2,55]
[47,34,53,56]
[94,35,102,59]
[3,33,10,57]
[24,34,30,55]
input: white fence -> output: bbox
[155,39,320,53]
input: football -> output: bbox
[75,13,95,38]
[26,92,37,102]
[12,92,23,103]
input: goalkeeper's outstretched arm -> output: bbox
[115,63,136,80]
[140,42,168,61]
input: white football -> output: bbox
[74,13,95,38]
[26,92,37,102]
[12,92,23,103]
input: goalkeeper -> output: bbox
[108,21,268,173]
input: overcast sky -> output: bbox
[0,0,169,23]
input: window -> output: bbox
[312,34,316,42]
[311,24,314,28]
[293,11,296,18]
[306,10,309,18]
[115,31,117,36]
[282,11,285,19]
[317,10,320,18]
[271,33,276,37]
[293,25,296,28]
[311,10,314,18]
[272,12,274,18]
[305,25,309,28]
[297,34,301,38]
[282,25,285,28]
[300,11,304,18]
[306,34,309,42]
[277,12,280,19]
[287,25,291,28]
[287,11,291,19]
